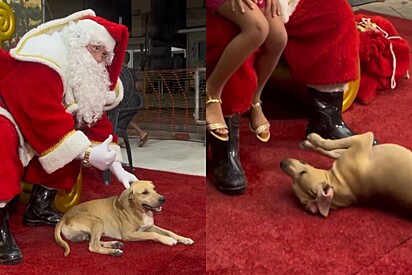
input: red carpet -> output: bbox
[206,12,412,274]
[2,168,205,275]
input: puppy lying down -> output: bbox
[54,181,194,256]
[280,132,412,217]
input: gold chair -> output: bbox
[19,171,83,213]
[1,2,81,213]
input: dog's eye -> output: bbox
[142,190,149,195]
[300,170,307,176]
[299,160,306,164]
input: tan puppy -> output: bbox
[280,132,412,217]
[54,181,194,256]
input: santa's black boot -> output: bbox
[209,114,247,195]
[305,88,378,145]
[23,185,62,226]
[0,208,22,265]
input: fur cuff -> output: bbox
[39,130,91,174]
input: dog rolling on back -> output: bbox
[280,132,412,217]
[54,180,194,256]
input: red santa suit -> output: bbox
[0,10,128,201]
[207,0,359,115]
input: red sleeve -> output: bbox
[82,114,122,162]
[82,113,119,143]
[1,62,90,174]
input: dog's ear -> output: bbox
[128,189,135,200]
[306,201,319,215]
[118,188,133,207]
[316,183,334,217]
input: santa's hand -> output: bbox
[88,135,116,170]
[110,161,138,189]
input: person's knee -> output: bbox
[243,18,269,47]
[264,24,288,53]
[278,27,288,50]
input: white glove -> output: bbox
[110,161,138,189]
[88,135,117,170]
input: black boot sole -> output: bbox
[0,254,22,265]
[214,182,247,195]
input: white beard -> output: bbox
[65,45,112,128]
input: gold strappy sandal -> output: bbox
[250,101,270,142]
[206,92,229,142]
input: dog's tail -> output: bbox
[54,215,70,257]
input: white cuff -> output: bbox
[39,130,91,174]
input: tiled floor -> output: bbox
[120,137,205,177]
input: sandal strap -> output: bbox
[251,101,262,109]
[206,88,222,105]
[252,122,270,135]
[207,122,228,131]
[206,98,222,105]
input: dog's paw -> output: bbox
[111,249,123,257]
[178,237,194,245]
[300,140,314,150]
[307,133,322,146]
[161,237,178,246]
[111,242,124,249]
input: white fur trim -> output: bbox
[103,79,124,111]
[64,88,79,114]
[10,9,95,60]
[76,19,115,52]
[309,83,349,92]
[65,103,80,114]
[9,10,97,99]
[279,0,300,23]
[39,130,91,174]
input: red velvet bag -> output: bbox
[355,14,411,104]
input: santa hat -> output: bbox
[80,15,129,91]
[9,9,129,92]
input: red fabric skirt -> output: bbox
[206,0,266,12]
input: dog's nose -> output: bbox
[159,196,165,204]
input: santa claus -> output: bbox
[207,0,378,195]
[0,10,137,264]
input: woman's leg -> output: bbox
[250,11,287,139]
[207,1,269,137]
[129,121,148,140]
